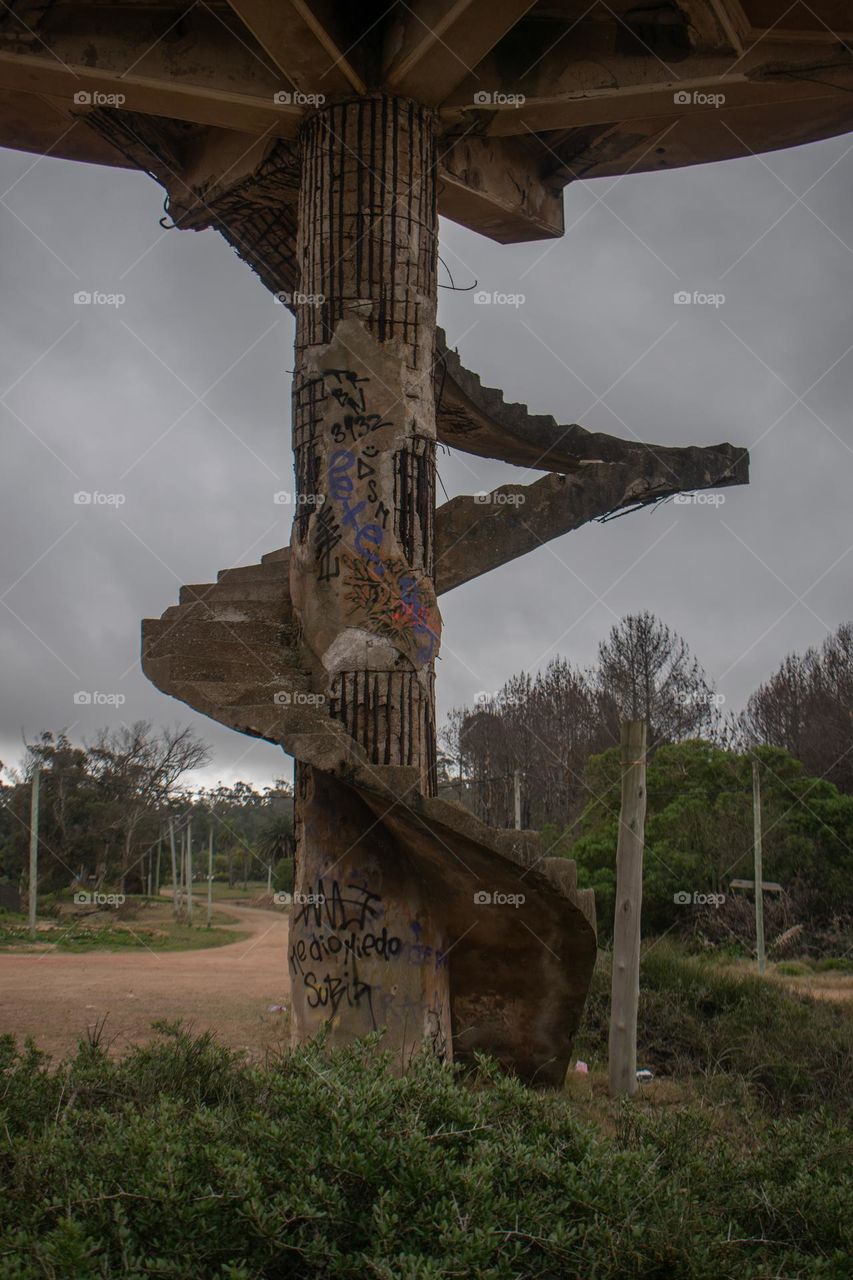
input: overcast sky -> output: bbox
[1,129,851,791]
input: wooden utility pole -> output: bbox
[168,816,179,920]
[752,758,766,975]
[513,769,522,830]
[185,817,193,923]
[609,720,647,1098]
[28,766,40,939]
[207,823,214,929]
[154,830,161,897]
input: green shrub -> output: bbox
[812,956,853,973]
[273,856,294,895]
[573,942,853,1111]
[0,1023,849,1279]
[570,741,853,938]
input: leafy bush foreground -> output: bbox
[1,1012,850,1280]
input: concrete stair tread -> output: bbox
[217,562,290,584]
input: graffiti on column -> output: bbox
[289,877,402,1026]
[289,878,449,1028]
[304,366,438,661]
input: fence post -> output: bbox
[28,766,40,939]
[752,758,766,975]
[609,720,647,1098]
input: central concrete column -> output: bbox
[288,97,450,1064]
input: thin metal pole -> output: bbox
[207,822,213,928]
[186,817,193,923]
[513,768,522,830]
[28,766,40,939]
[168,816,178,920]
[752,758,765,975]
[180,826,186,916]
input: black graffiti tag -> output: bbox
[292,878,382,931]
[290,880,405,1029]
[303,971,375,1022]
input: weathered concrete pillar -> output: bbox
[288,97,450,1063]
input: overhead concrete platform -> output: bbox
[0,2,849,244]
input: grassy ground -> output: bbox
[205,880,270,900]
[733,956,853,1007]
[0,943,849,1278]
[0,897,247,952]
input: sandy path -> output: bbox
[0,901,291,1061]
[779,974,853,1005]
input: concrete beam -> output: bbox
[225,0,366,96]
[0,86,131,168]
[0,49,301,139]
[735,0,853,43]
[438,133,563,243]
[442,41,853,137]
[383,0,537,105]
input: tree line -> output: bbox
[440,612,853,830]
[0,722,293,900]
[439,612,853,949]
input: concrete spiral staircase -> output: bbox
[142,544,598,1086]
[141,332,749,1084]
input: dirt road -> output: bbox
[0,903,291,1061]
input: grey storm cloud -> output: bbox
[1,132,851,788]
